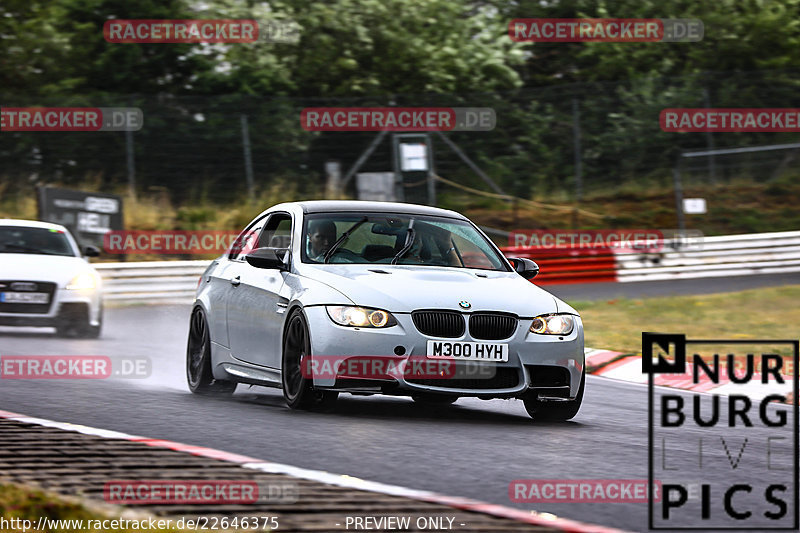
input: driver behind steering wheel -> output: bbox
[306,219,337,262]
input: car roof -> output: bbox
[0,219,69,231]
[292,200,467,220]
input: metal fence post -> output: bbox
[240,114,255,199]
[572,98,583,202]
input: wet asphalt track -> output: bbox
[1,275,798,531]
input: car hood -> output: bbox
[298,264,562,316]
[0,253,96,287]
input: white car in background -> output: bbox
[0,219,103,338]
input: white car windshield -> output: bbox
[302,213,508,271]
[0,226,76,257]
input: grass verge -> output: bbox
[574,284,800,357]
[0,483,184,532]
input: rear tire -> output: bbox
[523,372,584,421]
[282,309,338,410]
[186,307,236,395]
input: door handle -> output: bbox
[230,276,241,287]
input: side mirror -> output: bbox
[508,257,539,280]
[83,245,101,257]
[245,247,289,270]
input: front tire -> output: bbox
[282,309,338,410]
[186,307,236,395]
[56,305,102,338]
[523,372,584,421]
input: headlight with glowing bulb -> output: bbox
[66,273,97,290]
[529,313,575,335]
[326,306,396,328]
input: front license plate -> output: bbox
[426,341,509,362]
[0,292,50,304]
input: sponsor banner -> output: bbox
[104,19,258,43]
[510,479,661,503]
[661,108,800,132]
[509,18,703,42]
[103,480,297,504]
[0,356,151,379]
[300,107,495,132]
[508,229,704,252]
[103,230,259,255]
[301,355,497,381]
[1,108,143,132]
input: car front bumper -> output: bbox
[304,306,584,399]
[0,287,102,328]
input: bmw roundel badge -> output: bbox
[458,300,471,309]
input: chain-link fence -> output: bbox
[3,69,800,210]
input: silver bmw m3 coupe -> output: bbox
[187,201,584,420]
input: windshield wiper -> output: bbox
[323,216,368,263]
[391,221,416,265]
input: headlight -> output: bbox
[326,306,397,328]
[66,273,97,290]
[529,314,575,335]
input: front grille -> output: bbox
[0,280,56,314]
[469,313,518,340]
[412,311,465,338]
[407,367,519,390]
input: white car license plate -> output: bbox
[426,341,508,362]
[0,292,49,304]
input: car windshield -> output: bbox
[0,226,75,257]
[302,213,509,271]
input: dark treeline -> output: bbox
[2,0,800,202]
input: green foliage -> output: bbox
[2,0,800,230]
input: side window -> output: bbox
[229,215,267,261]
[259,213,292,250]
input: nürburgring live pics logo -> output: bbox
[644,332,798,530]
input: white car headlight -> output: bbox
[66,272,97,290]
[529,314,575,335]
[326,306,397,328]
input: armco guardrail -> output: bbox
[95,231,800,302]
[614,230,800,282]
[95,260,210,301]
[499,246,619,284]
[503,229,800,285]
